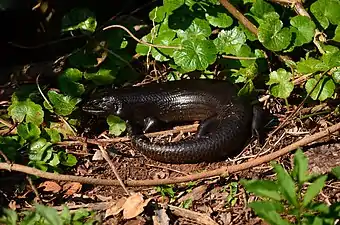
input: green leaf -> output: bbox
[333,25,340,42]
[58,68,85,97]
[258,12,292,51]
[163,0,185,12]
[84,68,116,85]
[290,16,316,47]
[311,217,324,225]
[151,32,178,61]
[241,179,281,201]
[47,91,81,116]
[249,0,275,20]
[149,6,167,22]
[17,122,41,141]
[291,149,309,184]
[266,68,294,99]
[8,98,44,126]
[272,162,298,207]
[296,58,323,74]
[321,51,340,69]
[205,6,233,28]
[107,115,126,136]
[303,175,327,207]
[50,122,75,139]
[35,204,62,225]
[213,27,246,54]
[173,39,217,72]
[45,128,61,143]
[308,202,331,214]
[177,18,211,40]
[29,138,52,162]
[48,153,60,167]
[232,63,258,83]
[61,8,97,33]
[331,166,340,179]
[135,33,152,56]
[239,23,257,41]
[310,0,340,29]
[58,151,78,167]
[0,208,18,225]
[238,80,255,96]
[248,201,291,225]
[305,75,336,101]
[0,136,21,161]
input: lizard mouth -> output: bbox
[82,105,107,115]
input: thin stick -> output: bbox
[98,145,130,195]
[1,122,339,187]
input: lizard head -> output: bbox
[82,94,123,117]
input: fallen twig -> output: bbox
[56,124,199,146]
[98,145,130,195]
[1,122,339,187]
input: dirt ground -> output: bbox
[1,62,340,225]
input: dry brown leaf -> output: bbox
[62,182,82,196]
[122,193,152,219]
[92,149,103,161]
[105,197,127,219]
[38,181,61,193]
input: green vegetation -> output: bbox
[241,149,340,225]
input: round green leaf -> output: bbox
[258,12,292,51]
[8,99,44,125]
[290,16,316,47]
[17,122,41,141]
[48,153,60,167]
[58,151,78,167]
[311,0,329,29]
[205,7,233,28]
[296,58,323,74]
[107,115,126,136]
[84,68,116,85]
[149,6,167,22]
[305,76,336,101]
[173,39,217,72]
[47,91,81,116]
[213,27,246,54]
[250,0,275,20]
[58,68,85,97]
[177,18,211,40]
[266,69,294,99]
[29,138,52,161]
[45,128,61,143]
[164,0,185,12]
[151,34,179,61]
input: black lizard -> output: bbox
[82,79,262,164]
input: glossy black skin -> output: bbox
[82,79,258,164]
